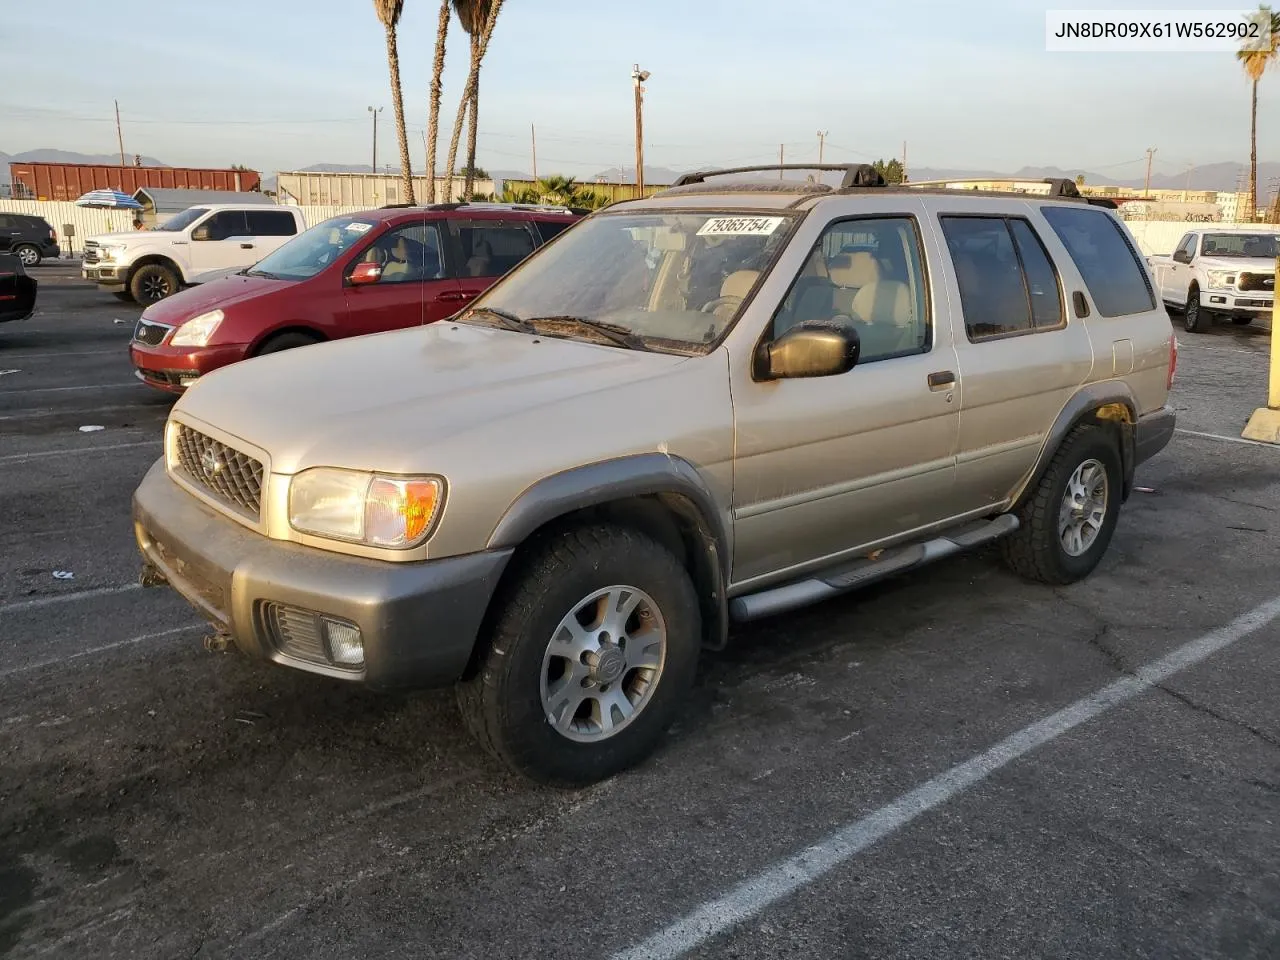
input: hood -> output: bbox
[1198,256,1276,273]
[141,273,295,326]
[87,230,180,244]
[174,322,692,473]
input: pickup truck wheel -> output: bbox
[129,264,179,303]
[254,332,320,355]
[458,525,701,786]
[1183,286,1211,333]
[1000,424,1122,585]
[13,244,40,267]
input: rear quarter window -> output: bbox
[1040,205,1155,317]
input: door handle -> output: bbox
[439,290,477,302]
[927,370,956,389]
[240,243,254,249]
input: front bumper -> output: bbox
[1200,289,1273,316]
[82,263,126,286]
[132,459,513,689]
[1135,405,1176,466]
[130,341,247,393]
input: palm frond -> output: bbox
[372,0,404,28]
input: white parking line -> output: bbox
[0,583,140,614]
[0,382,140,396]
[0,402,167,422]
[612,593,1280,960]
[0,440,160,465]
[1176,427,1280,449]
[0,348,126,360]
[0,623,202,681]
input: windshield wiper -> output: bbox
[245,269,279,279]
[466,306,537,334]
[525,315,649,350]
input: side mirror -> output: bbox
[757,320,860,380]
[348,262,382,285]
[191,225,211,241]
[1173,249,1191,264]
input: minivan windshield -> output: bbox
[1199,233,1280,258]
[245,215,381,281]
[157,208,210,232]
[459,211,799,351]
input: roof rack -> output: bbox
[898,177,1084,198]
[671,163,886,189]
[380,201,580,214]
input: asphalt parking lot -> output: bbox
[2,261,1279,960]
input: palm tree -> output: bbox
[536,175,580,206]
[445,0,505,197]
[372,0,414,204]
[1236,6,1280,221]
[425,0,452,203]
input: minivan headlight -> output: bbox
[170,309,224,347]
[288,468,444,548]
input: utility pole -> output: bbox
[817,130,828,166]
[114,99,125,167]
[779,143,784,179]
[1144,147,1157,197]
[368,105,382,176]
[531,123,538,183]
[902,140,908,183]
[632,65,650,199]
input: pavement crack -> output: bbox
[1052,590,1130,676]
[1154,683,1280,752]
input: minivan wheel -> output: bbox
[13,244,40,267]
[130,264,179,303]
[458,525,701,786]
[1000,424,1122,585]
[1183,286,1211,333]
[254,332,320,355]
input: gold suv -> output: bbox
[133,165,1177,786]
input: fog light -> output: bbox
[1210,295,1227,304]
[321,617,364,666]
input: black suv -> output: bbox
[0,213,60,267]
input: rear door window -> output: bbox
[201,211,250,241]
[534,219,574,243]
[1039,205,1156,317]
[453,220,539,277]
[246,210,298,237]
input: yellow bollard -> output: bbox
[1241,252,1280,443]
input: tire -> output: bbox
[1231,316,1254,326]
[1000,424,1123,586]
[458,524,702,786]
[1183,285,1211,333]
[111,291,135,303]
[129,264,179,304]
[253,332,320,355]
[13,244,40,268]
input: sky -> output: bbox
[1,0,1277,182]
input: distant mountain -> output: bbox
[588,165,689,185]
[5,148,169,167]
[906,161,1278,194]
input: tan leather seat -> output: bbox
[466,240,493,277]
[381,237,413,280]
[720,270,758,300]
[828,251,880,315]
[851,280,917,356]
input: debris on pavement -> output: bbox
[78,425,105,432]
[51,571,75,579]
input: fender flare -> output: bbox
[486,453,732,650]
[1011,381,1139,509]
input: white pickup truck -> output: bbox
[82,203,306,304]
[1148,226,1276,333]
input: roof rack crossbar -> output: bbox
[671,163,886,189]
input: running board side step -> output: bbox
[728,514,1020,622]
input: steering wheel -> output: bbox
[700,295,743,314]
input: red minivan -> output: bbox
[128,203,582,392]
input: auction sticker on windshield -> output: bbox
[697,216,784,237]
[344,222,374,234]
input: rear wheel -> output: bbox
[1001,424,1123,585]
[1183,285,1211,333]
[129,264,179,304]
[13,244,40,267]
[253,331,321,355]
[458,525,701,786]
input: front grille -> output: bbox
[173,425,264,519]
[83,242,100,265]
[133,318,172,346]
[261,602,327,665]
[1239,272,1274,292]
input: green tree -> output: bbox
[872,158,904,184]
[1075,173,1086,187]
[372,0,414,204]
[1237,5,1280,221]
[425,0,453,202]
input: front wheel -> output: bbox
[1183,287,1211,333]
[129,264,179,304]
[458,525,701,786]
[1001,424,1123,585]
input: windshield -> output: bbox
[1200,233,1280,258]
[158,207,210,232]
[459,211,799,350]
[246,215,381,280]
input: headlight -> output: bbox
[288,468,444,548]
[1204,270,1236,290]
[170,309,224,347]
[100,244,126,261]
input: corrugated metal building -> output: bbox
[275,171,492,206]
[9,162,261,201]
